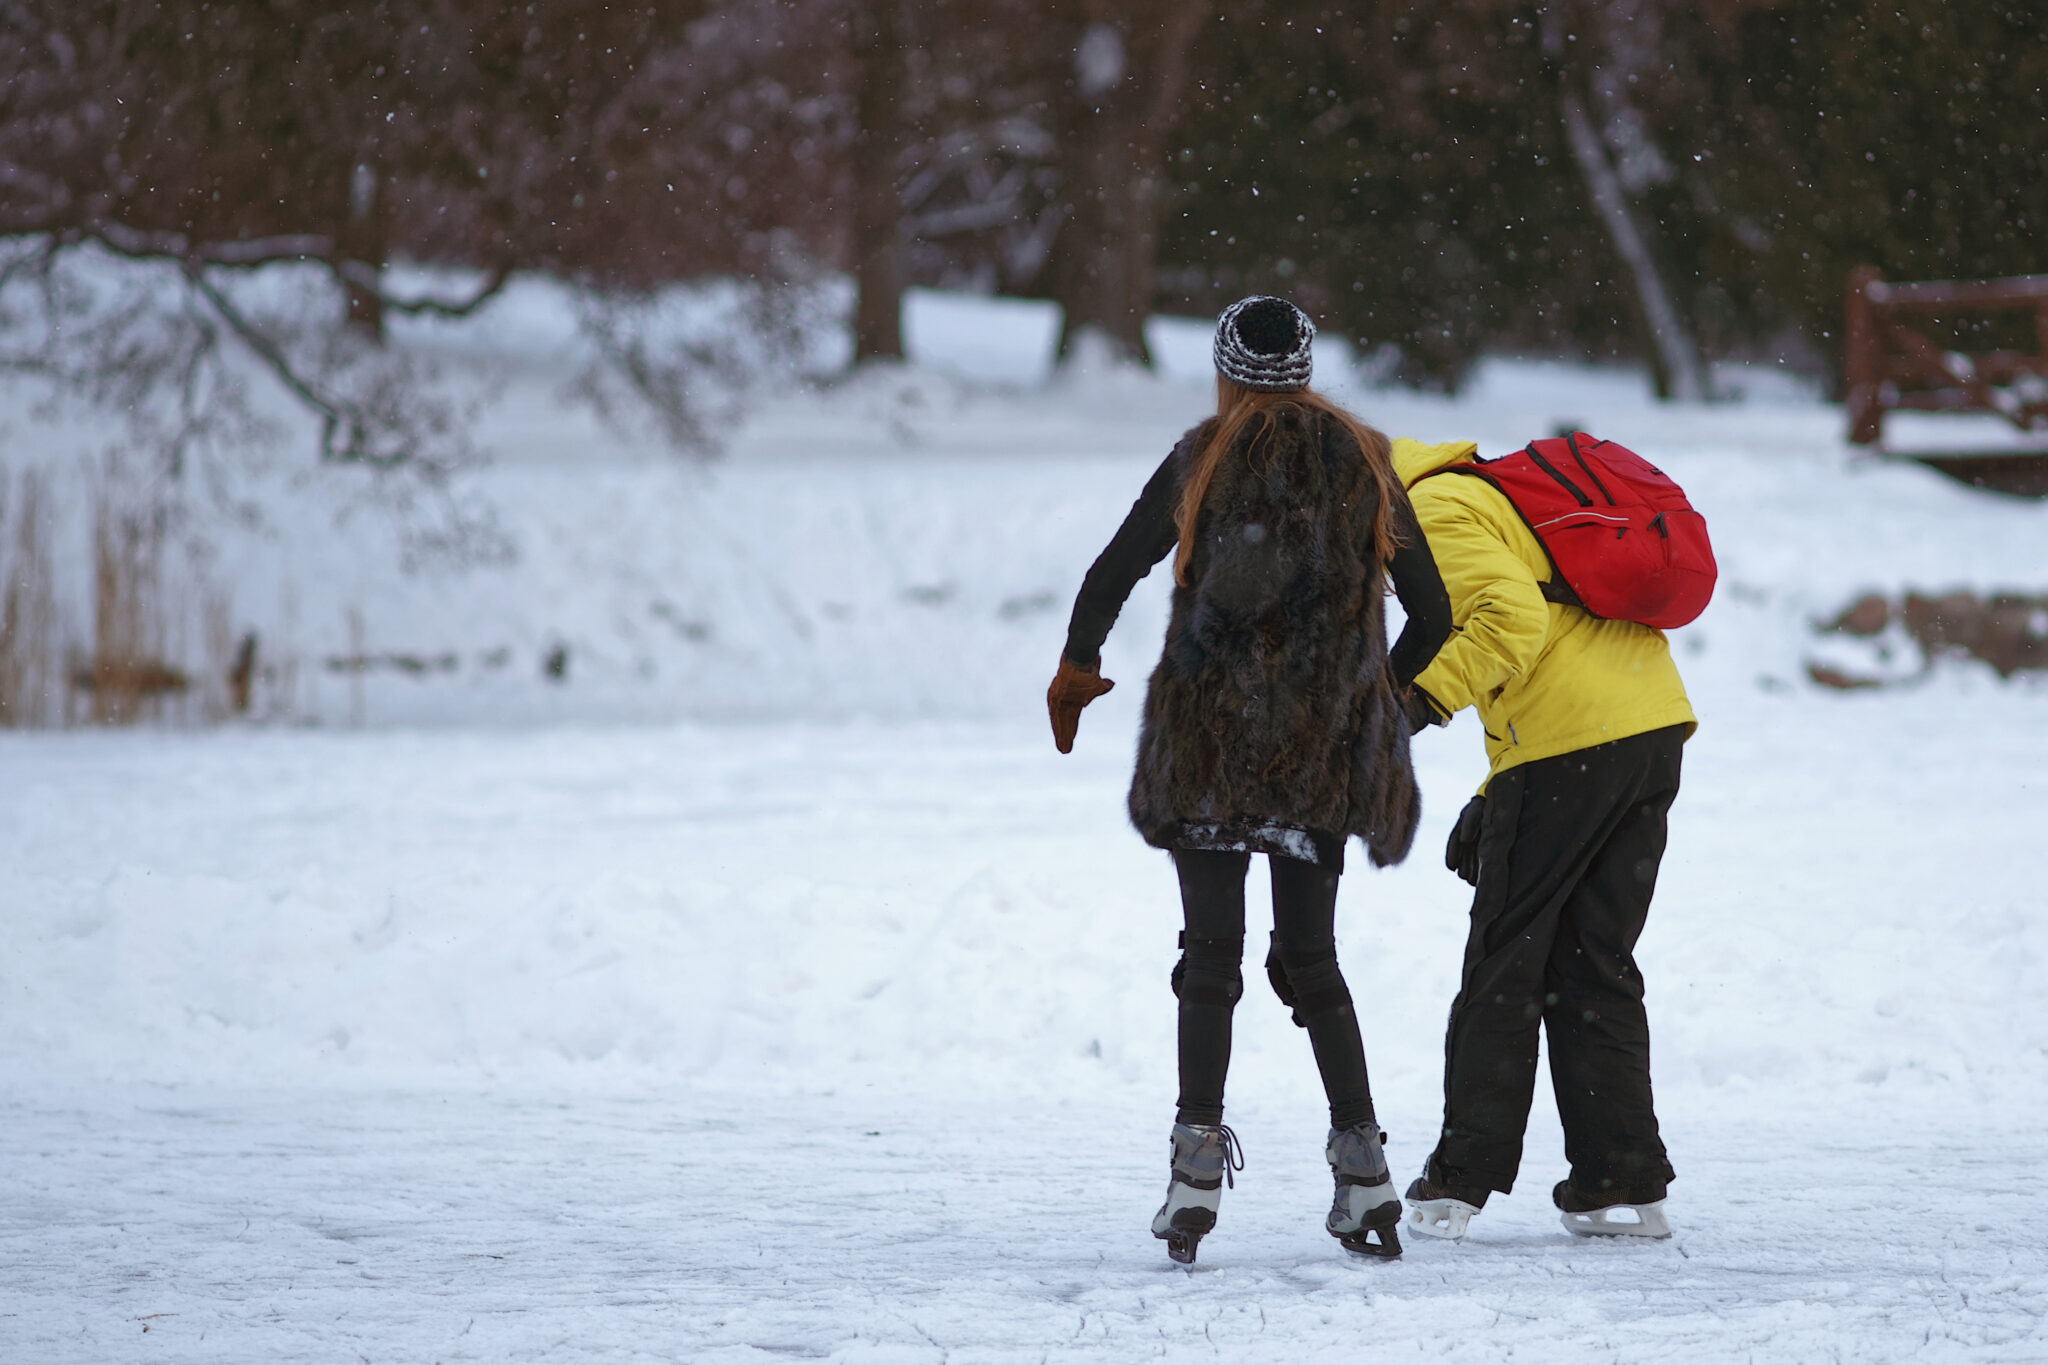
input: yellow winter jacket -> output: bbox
[1394,438,1696,787]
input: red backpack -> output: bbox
[1436,432,1717,630]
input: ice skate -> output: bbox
[1150,1123,1242,1264]
[1403,1170,1488,1241]
[1324,1123,1402,1259]
[1553,1179,1672,1239]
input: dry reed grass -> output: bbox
[0,468,59,726]
[74,475,191,724]
[1,454,278,728]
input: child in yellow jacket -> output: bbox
[1394,437,1695,1242]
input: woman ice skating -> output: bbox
[1046,296,1452,1264]
[1391,436,1698,1244]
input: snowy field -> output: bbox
[4,288,2048,1361]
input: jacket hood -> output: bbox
[1392,438,1479,489]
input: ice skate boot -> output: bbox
[1403,1166,1489,1241]
[1150,1123,1242,1264]
[1554,1179,1672,1239]
[1324,1123,1402,1259]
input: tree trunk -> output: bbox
[1542,6,1704,401]
[339,159,387,342]
[1558,92,1705,401]
[850,0,908,363]
[1048,2,1207,365]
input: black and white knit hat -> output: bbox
[1213,295,1315,391]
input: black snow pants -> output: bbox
[1170,846,1377,1132]
[1428,725,1685,1198]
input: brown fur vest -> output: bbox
[1127,407,1421,868]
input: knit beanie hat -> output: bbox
[1213,295,1315,391]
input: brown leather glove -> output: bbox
[1046,657,1115,753]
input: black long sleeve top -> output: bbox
[1062,451,1454,689]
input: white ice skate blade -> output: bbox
[1405,1196,1479,1241]
[1560,1199,1671,1239]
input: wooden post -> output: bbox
[1845,266,1883,445]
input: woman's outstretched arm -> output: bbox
[1061,451,1182,667]
[1385,493,1454,692]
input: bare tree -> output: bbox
[0,0,853,483]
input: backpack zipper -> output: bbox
[1522,442,1593,507]
[1532,510,1628,530]
[1563,432,1616,505]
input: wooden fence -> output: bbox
[1844,267,2048,442]
[1844,268,2048,494]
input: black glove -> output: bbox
[1403,686,1447,736]
[1445,795,1486,886]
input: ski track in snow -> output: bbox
[3,694,2047,1361]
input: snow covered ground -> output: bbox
[3,286,2048,1360]
[5,697,2047,1361]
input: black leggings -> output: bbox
[1171,847,1376,1131]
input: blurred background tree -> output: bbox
[0,0,2040,411]
[1156,0,2045,391]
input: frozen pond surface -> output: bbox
[6,1082,2045,1363]
[3,698,2046,1361]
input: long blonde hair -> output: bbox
[1172,376,1404,587]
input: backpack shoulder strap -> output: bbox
[1417,464,1584,612]
[1419,463,1486,486]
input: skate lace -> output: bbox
[1216,1124,1245,1189]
